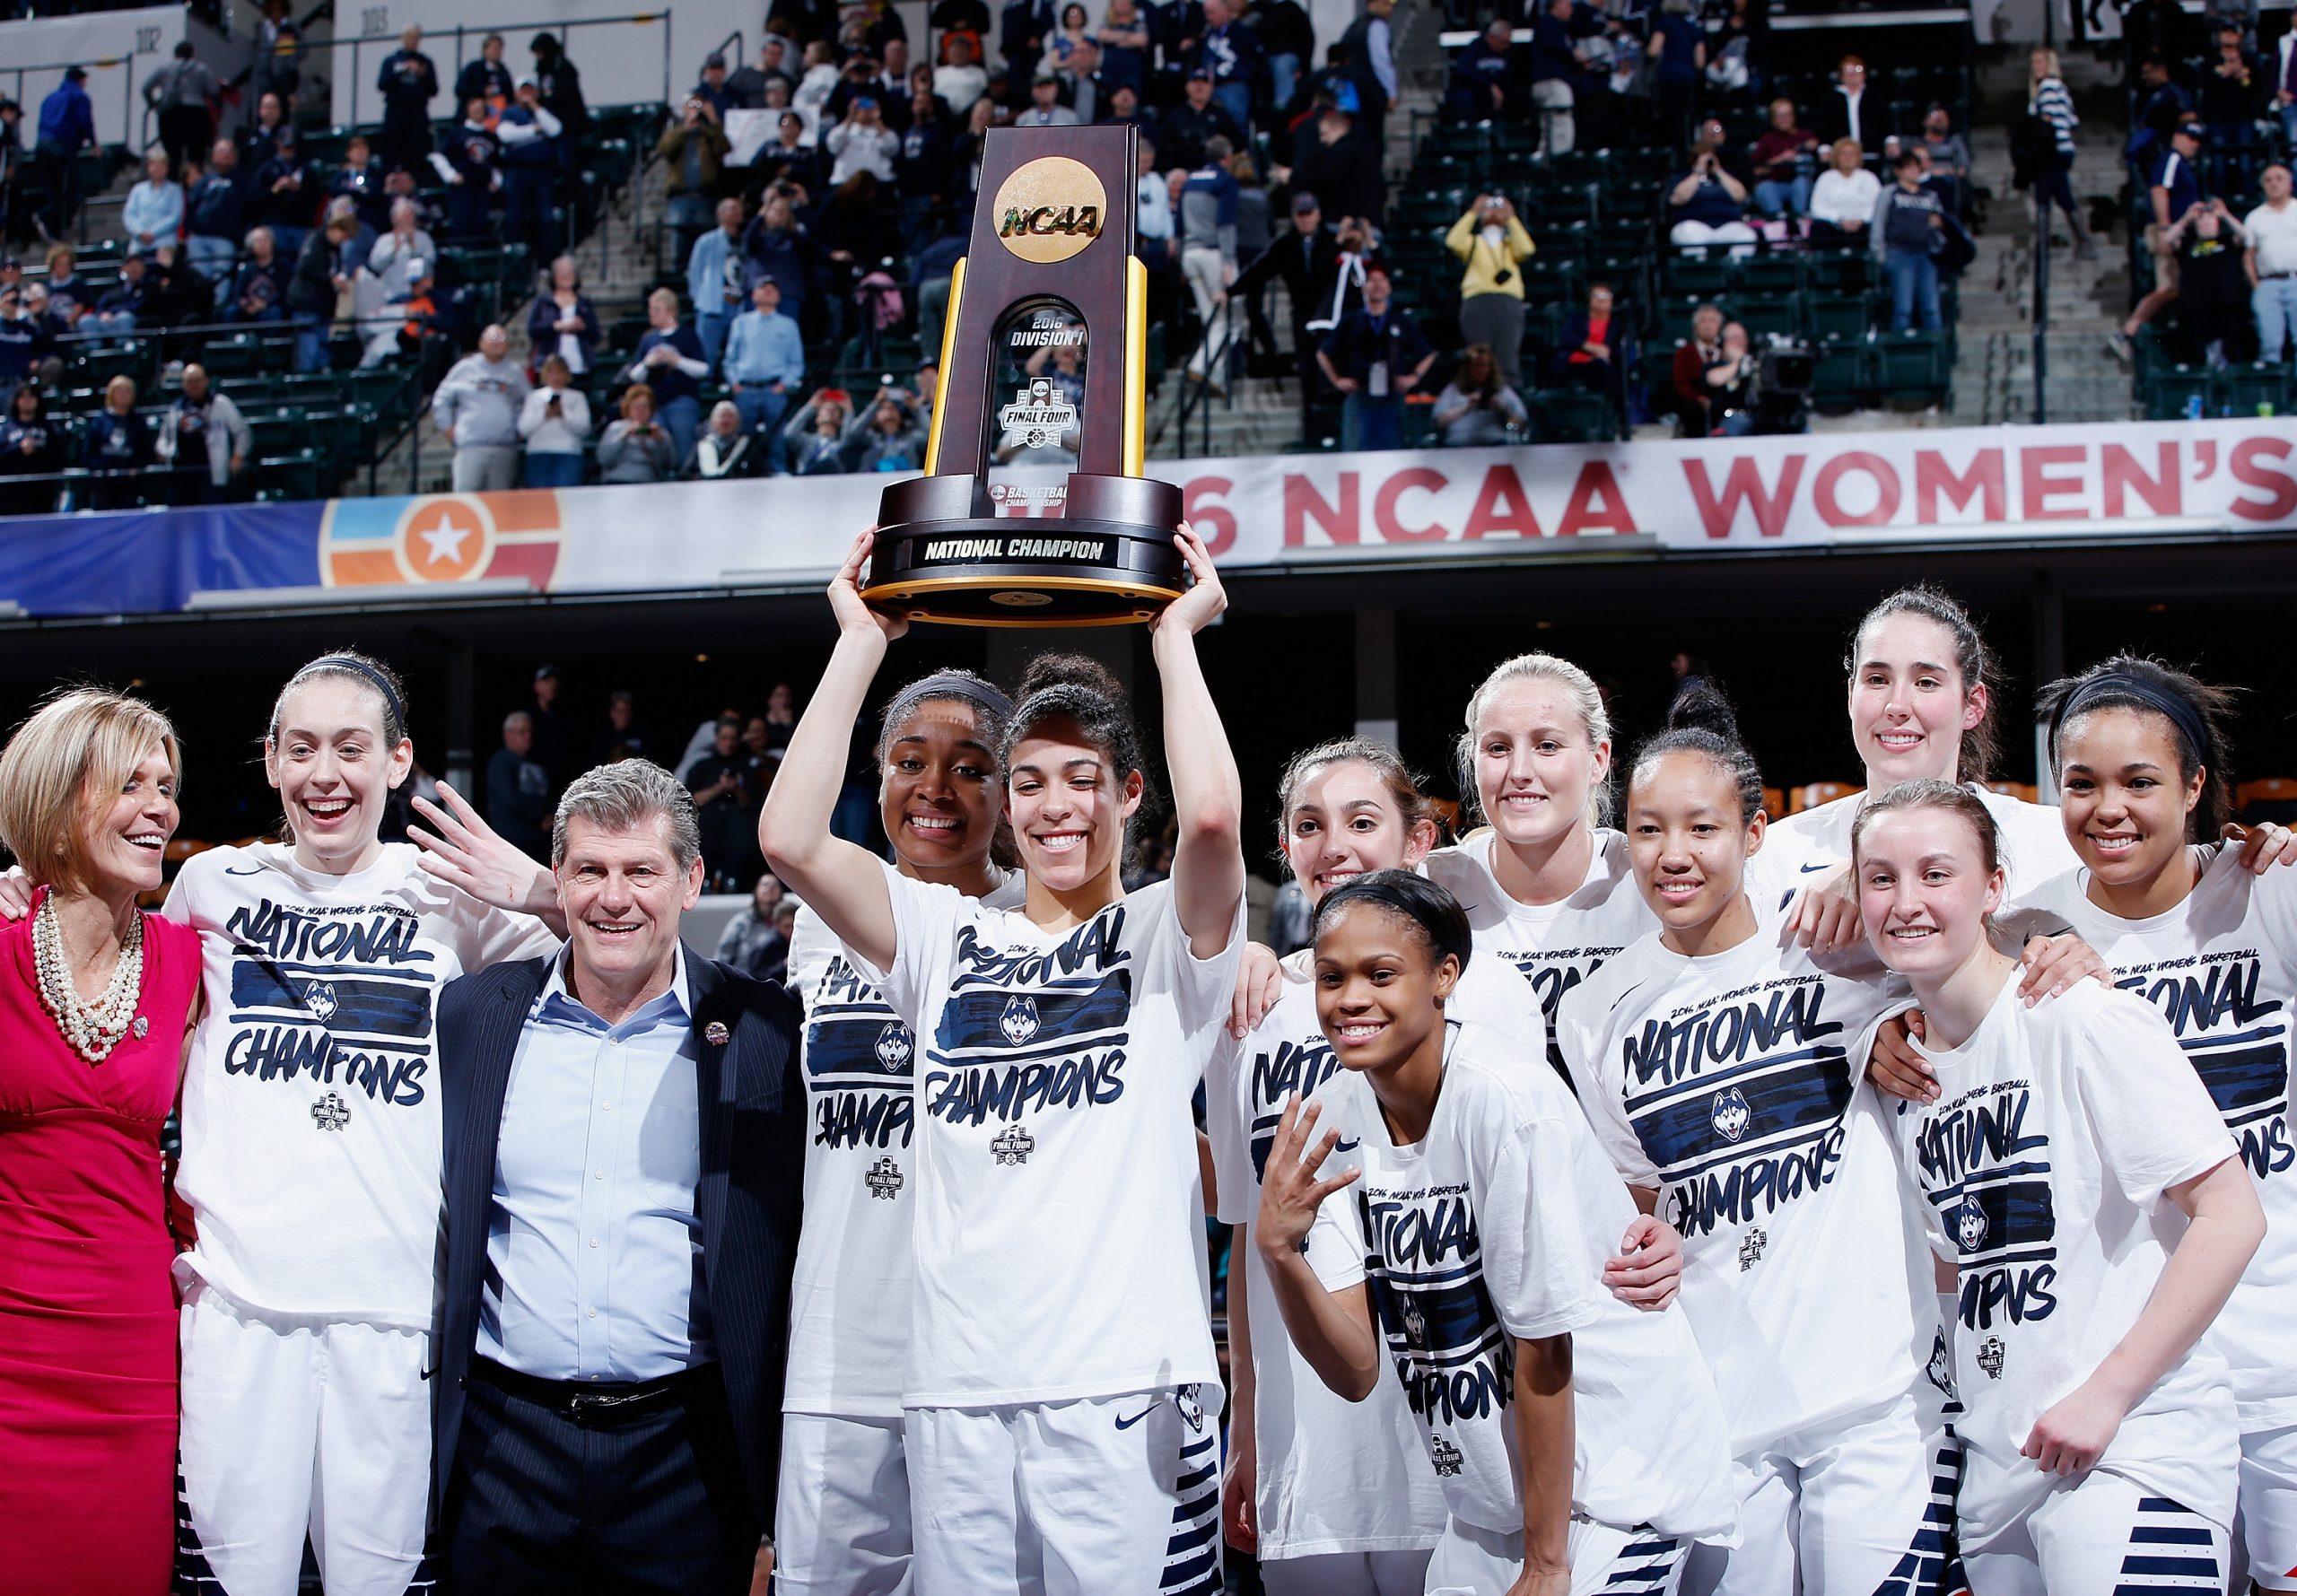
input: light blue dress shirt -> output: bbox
[478,944,716,1382]
[721,308,806,388]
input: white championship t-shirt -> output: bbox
[166,841,558,1326]
[1424,829,1658,1079]
[1302,1021,1739,1542]
[782,876,1026,1419]
[1884,977,2241,1545]
[1757,784,2080,910]
[2009,845,2297,1433]
[1201,947,1549,1558]
[1553,904,1932,1457]
[868,865,1242,1407]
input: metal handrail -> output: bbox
[311,12,674,130]
[1166,288,1236,458]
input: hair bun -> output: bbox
[1015,651,1126,709]
[1664,679,1742,744]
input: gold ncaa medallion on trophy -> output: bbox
[860,125,1186,626]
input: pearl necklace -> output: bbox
[31,894,145,1064]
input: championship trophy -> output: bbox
[860,125,1184,626]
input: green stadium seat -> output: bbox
[1533,388,1616,442]
[1733,256,1803,297]
[1736,298,1800,340]
[2215,362,2292,416]
[1805,292,1869,341]
[1875,330,1950,403]
[2139,365,2210,420]
[1665,254,1733,297]
[1812,338,1869,412]
[1807,249,1871,293]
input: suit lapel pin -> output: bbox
[704,1020,730,1046]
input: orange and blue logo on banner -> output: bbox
[319,492,563,589]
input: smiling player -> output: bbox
[160,652,563,1596]
[1856,779,2261,1594]
[1552,687,1950,1595]
[761,526,1246,1595]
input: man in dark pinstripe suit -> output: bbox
[429,760,805,1594]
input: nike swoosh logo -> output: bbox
[224,864,267,876]
[1333,1138,1360,1153]
[1114,1405,1157,1430]
[1797,862,1835,873]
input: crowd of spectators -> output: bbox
[484,666,806,894]
[2103,11,2297,381]
[473,0,1399,481]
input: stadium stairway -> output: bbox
[1148,2,1444,459]
[369,147,671,496]
[1946,46,2135,425]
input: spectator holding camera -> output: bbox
[1667,122,1756,252]
[2164,196,2252,364]
[827,94,900,183]
[1431,342,1526,447]
[659,95,730,266]
[597,383,677,484]
[783,392,854,475]
[1701,319,1756,436]
[516,353,590,488]
[1447,191,1534,386]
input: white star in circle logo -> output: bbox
[415,509,473,567]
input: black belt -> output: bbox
[472,1356,712,1424]
[2266,271,2297,280]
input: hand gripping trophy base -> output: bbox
[862,472,1187,627]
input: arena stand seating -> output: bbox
[0,90,663,509]
[1401,8,1979,444]
[2120,11,2297,422]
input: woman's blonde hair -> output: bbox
[1454,652,1612,825]
[2031,47,2062,80]
[0,688,179,889]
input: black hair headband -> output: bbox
[2051,670,2209,770]
[306,656,406,736]
[886,671,1014,731]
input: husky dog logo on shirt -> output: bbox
[1954,1196,1989,1253]
[875,1020,913,1071]
[302,980,339,1021]
[1402,1298,1428,1348]
[1711,1086,1751,1143]
[999,995,1041,1047]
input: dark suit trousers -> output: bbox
[442,1361,758,1596]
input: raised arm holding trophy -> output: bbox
[860,124,1187,626]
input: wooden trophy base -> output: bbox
[862,473,1186,627]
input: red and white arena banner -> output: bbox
[1160,418,2297,562]
[275,417,2297,611]
[562,418,2297,589]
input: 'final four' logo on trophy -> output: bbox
[860,126,1185,627]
